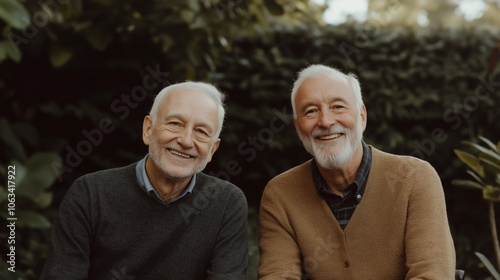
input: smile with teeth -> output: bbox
[168,149,192,159]
[316,133,343,140]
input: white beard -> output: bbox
[298,115,363,169]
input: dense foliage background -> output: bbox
[0,0,499,279]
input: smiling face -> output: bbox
[293,74,367,170]
[142,88,220,181]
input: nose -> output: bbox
[318,109,335,128]
[176,128,194,148]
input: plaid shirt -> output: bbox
[312,142,372,230]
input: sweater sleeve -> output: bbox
[404,161,456,279]
[207,186,249,280]
[40,178,93,280]
[258,183,302,280]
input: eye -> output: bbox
[331,105,346,111]
[195,128,209,136]
[166,121,183,131]
[304,108,319,117]
[194,127,213,141]
[168,121,183,127]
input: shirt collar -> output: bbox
[136,155,196,205]
[312,141,372,202]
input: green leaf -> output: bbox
[478,149,500,166]
[483,186,500,203]
[32,191,53,209]
[479,135,498,153]
[12,160,27,186]
[181,10,195,23]
[49,42,73,68]
[451,179,484,190]
[0,0,30,29]
[475,252,500,280]
[16,210,51,228]
[467,170,485,185]
[0,118,26,161]
[463,141,500,165]
[480,157,500,181]
[186,0,200,11]
[478,136,500,153]
[16,152,62,198]
[84,26,113,51]
[454,149,484,177]
[248,3,268,27]
[191,16,209,30]
[0,39,21,63]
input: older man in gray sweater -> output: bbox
[41,81,248,280]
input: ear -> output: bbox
[142,115,153,145]
[206,138,221,163]
[360,104,367,132]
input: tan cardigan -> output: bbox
[258,146,455,279]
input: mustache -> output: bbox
[311,125,347,138]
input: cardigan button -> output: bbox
[344,261,350,268]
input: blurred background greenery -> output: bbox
[0,0,499,279]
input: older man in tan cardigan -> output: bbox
[258,64,455,279]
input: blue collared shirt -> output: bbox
[136,155,196,206]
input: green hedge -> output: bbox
[1,21,499,279]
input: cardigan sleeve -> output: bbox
[258,183,302,280]
[404,161,456,279]
[40,178,93,280]
[207,186,249,280]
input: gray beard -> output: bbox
[298,117,363,169]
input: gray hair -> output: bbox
[149,81,226,138]
[291,64,363,117]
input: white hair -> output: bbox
[291,64,363,116]
[149,81,226,138]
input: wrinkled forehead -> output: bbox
[294,74,355,104]
[159,89,219,128]
[161,88,215,108]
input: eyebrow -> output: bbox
[298,102,317,113]
[299,97,348,112]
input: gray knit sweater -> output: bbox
[40,162,248,280]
